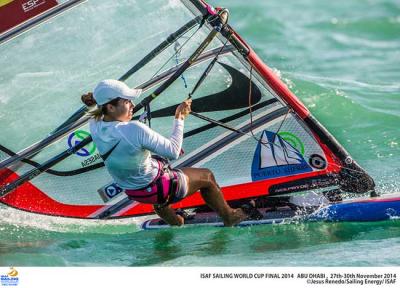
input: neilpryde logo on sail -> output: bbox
[67,130,101,168]
[1,267,19,286]
[251,130,313,181]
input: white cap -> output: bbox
[93,79,142,106]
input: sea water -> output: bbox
[0,0,399,266]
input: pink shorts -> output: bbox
[124,162,188,205]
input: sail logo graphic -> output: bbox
[98,182,123,203]
[22,0,45,12]
[105,184,123,198]
[251,130,313,181]
[67,130,97,157]
[277,132,305,155]
[1,267,19,286]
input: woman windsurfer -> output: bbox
[81,79,250,226]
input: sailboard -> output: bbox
[1,0,393,225]
[142,193,400,229]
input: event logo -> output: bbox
[1,267,19,286]
[67,130,97,157]
[6,268,17,278]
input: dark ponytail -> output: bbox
[81,92,103,121]
[81,92,96,106]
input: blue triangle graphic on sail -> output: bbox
[251,131,312,181]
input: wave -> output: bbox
[0,204,151,234]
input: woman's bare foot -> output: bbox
[223,208,248,227]
[223,201,263,227]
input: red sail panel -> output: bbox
[248,48,310,119]
[0,168,103,218]
[0,0,58,34]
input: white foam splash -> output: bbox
[0,205,155,234]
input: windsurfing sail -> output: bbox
[0,0,86,44]
[0,0,375,219]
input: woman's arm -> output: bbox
[137,99,191,159]
[137,119,184,160]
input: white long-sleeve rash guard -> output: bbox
[89,118,184,189]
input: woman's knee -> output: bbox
[198,169,219,194]
[200,168,216,184]
[182,167,218,194]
